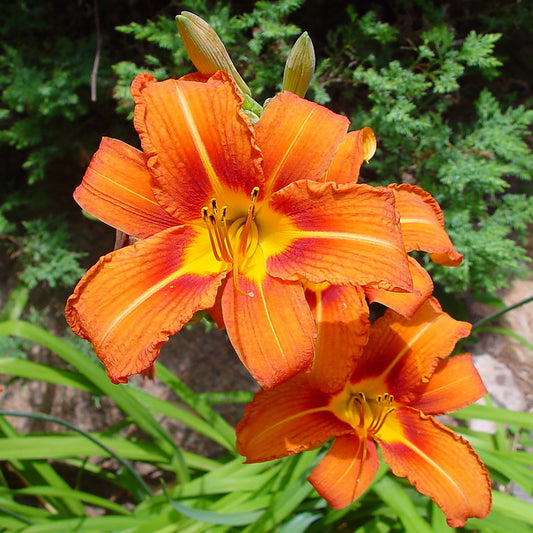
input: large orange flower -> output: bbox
[237,298,491,527]
[65,71,413,388]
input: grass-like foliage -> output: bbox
[1,319,533,532]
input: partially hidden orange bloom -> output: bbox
[65,71,413,389]
[304,128,464,375]
[236,297,492,527]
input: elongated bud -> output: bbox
[176,12,251,96]
[282,32,315,98]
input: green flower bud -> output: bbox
[282,32,315,98]
[176,11,251,96]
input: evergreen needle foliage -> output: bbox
[111,0,533,298]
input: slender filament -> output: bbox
[201,187,261,297]
[348,391,395,502]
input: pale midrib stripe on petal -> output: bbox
[283,230,405,255]
[91,168,162,208]
[336,447,362,486]
[380,317,439,380]
[400,217,437,227]
[265,107,318,195]
[256,281,287,368]
[418,374,471,401]
[97,265,190,350]
[245,405,332,449]
[97,252,223,350]
[173,84,226,200]
[396,430,470,509]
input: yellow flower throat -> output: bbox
[335,389,395,498]
[202,187,260,295]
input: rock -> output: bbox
[501,279,533,364]
[470,353,527,434]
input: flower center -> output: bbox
[343,391,395,499]
[202,187,260,295]
[348,392,395,438]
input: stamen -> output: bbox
[347,391,395,502]
[201,187,261,299]
[352,392,366,428]
[370,394,394,435]
[220,206,233,258]
[348,391,395,437]
[238,187,260,257]
[203,208,222,262]
[202,201,234,263]
[208,214,229,263]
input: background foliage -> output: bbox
[1,0,531,303]
[0,0,532,531]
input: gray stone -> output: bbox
[470,354,527,434]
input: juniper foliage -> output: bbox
[1,0,531,299]
[112,1,532,298]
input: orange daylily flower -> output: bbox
[66,71,413,389]
[361,182,463,318]
[304,128,462,371]
[237,298,492,527]
[322,127,463,316]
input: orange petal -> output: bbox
[131,72,263,222]
[306,284,370,392]
[267,180,412,291]
[390,184,463,266]
[364,256,433,318]
[65,226,226,383]
[221,274,316,389]
[236,374,350,462]
[256,91,349,194]
[408,353,487,414]
[377,407,492,527]
[207,278,226,329]
[75,137,178,238]
[354,297,471,398]
[323,127,376,185]
[308,435,380,509]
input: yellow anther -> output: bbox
[348,390,394,437]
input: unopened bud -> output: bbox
[176,12,251,96]
[282,32,315,98]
